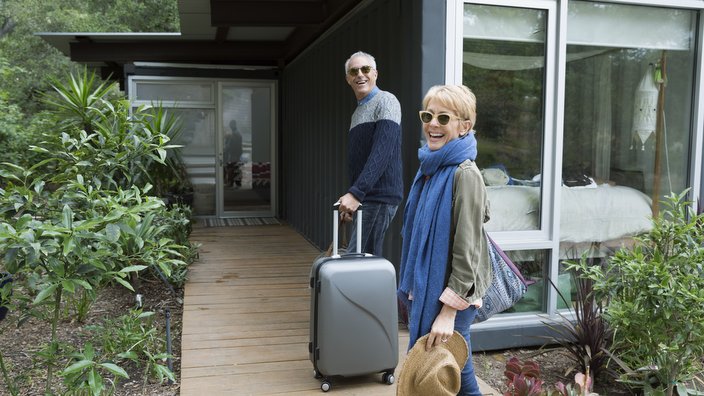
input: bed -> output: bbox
[484,184,654,258]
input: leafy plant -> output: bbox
[0,68,194,394]
[87,309,174,388]
[33,68,181,192]
[55,178,190,274]
[153,203,198,286]
[0,61,28,166]
[601,350,673,396]
[64,287,96,323]
[504,357,545,396]
[0,273,18,396]
[60,343,129,396]
[0,204,144,393]
[542,260,615,381]
[570,190,704,396]
[503,357,601,396]
[553,370,599,396]
[141,105,192,199]
[41,68,116,134]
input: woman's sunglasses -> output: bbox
[347,65,373,76]
[418,111,464,126]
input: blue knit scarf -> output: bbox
[398,134,477,348]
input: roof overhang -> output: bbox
[37,0,363,73]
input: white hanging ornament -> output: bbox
[631,64,658,151]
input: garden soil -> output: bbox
[0,279,182,396]
[473,345,632,394]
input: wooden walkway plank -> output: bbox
[182,311,308,334]
[183,330,309,350]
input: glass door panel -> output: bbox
[171,108,217,216]
[220,85,272,215]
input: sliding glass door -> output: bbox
[129,76,277,218]
[220,82,275,217]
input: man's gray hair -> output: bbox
[344,51,377,74]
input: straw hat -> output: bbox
[397,331,469,396]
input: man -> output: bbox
[225,120,243,187]
[338,51,403,257]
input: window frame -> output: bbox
[446,0,560,254]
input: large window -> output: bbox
[561,2,696,261]
[463,4,547,234]
[456,0,699,315]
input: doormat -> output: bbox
[197,217,281,227]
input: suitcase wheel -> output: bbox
[382,372,395,385]
[321,380,332,392]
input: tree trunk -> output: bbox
[0,17,16,38]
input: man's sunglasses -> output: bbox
[418,111,464,126]
[347,65,373,76]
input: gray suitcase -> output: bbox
[308,205,398,392]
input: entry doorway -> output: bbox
[129,76,277,219]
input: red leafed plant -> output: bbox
[504,356,545,396]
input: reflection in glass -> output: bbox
[561,2,695,260]
[504,249,551,314]
[221,86,272,213]
[169,108,216,216]
[462,4,546,232]
[135,83,212,102]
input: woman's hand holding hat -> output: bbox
[426,304,457,351]
[397,331,469,396]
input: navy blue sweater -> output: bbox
[347,88,403,205]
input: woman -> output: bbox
[398,85,492,395]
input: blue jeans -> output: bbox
[347,202,398,257]
[454,306,481,396]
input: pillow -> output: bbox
[481,168,510,186]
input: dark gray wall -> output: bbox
[280,0,446,269]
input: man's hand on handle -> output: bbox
[337,193,360,222]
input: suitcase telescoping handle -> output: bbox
[332,202,362,256]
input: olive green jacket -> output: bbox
[446,159,493,304]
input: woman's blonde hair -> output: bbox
[422,85,477,128]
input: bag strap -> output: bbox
[486,233,534,286]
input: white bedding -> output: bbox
[485,184,653,243]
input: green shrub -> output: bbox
[33,68,181,192]
[0,68,193,394]
[85,309,174,387]
[59,342,129,395]
[568,190,704,396]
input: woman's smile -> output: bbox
[423,99,465,151]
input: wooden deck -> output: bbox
[180,224,499,395]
